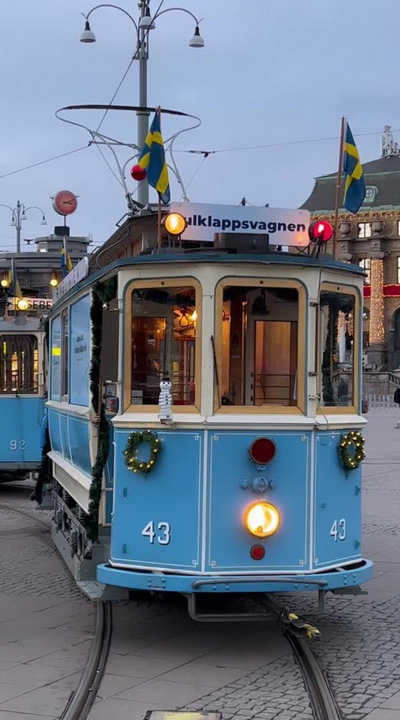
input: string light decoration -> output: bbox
[337,431,366,471]
[369,259,385,343]
[124,430,161,475]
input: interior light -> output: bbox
[163,212,187,236]
[190,309,197,322]
[1,277,9,288]
[244,501,280,538]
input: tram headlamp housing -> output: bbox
[244,501,280,538]
[163,212,187,236]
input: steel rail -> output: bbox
[60,601,112,720]
[288,633,343,720]
[0,502,113,720]
[261,595,343,720]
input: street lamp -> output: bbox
[80,0,204,207]
[0,201,47,253]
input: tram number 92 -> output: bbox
[10,440,26,451]
[142,521,171,545]
[330,518,347,542]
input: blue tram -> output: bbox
[46,211,373,613]
[0,314,46,481]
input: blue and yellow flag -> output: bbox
[343,122,366,214]
[61,246,72,278]
[8,260,22,298]
[137,111,170,205]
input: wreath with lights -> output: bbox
[123,430,161,475]
[337,431,365,471]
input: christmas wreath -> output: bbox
[124,430,161,475]
[337,431,365,471]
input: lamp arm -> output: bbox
[24,206,47,215]
[0,203,15,214]
[154,7,202,25]
[85,4,138,32]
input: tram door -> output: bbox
[244,290,298,407]
[0,332,45,469]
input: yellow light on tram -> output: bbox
[163,212,187,236]
[244,501,280,538]
[17,298,29,311]
[1,277,9,288]
[50,275,59,287]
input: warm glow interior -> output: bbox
[245,501,280,538]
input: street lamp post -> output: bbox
[80,0,204,208]
[0,201,47,253]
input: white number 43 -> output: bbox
[142,521,171,545]
[330,518,347,542]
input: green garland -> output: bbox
[124,430,161,475]
[337,431,365,471]
[86,277,117,541]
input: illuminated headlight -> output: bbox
[244,501,280,538]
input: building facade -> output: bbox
[301,126,400,371]
[0,226,91,314]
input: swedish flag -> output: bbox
[343,122,366,213]
[137,111,170,205]
[61,246,72,278]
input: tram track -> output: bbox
[0,501,113,720]
[260,595,343,720]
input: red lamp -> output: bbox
[131,164,147,181]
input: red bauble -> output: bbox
[131,164,147,181]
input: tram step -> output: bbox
[78,580,129,601]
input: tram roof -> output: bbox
[53,251,364,309]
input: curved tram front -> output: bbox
[47,239,373,614]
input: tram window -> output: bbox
[319,290,355,407]
[131,285,197,406]
[62,309,69,400]
[0,335,38,394]
[220,285,299,407]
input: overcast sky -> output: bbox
[0,0,398,253]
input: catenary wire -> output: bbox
[0,126,397,186]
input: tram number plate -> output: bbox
[10,440,26,451]
[142,521,171,545]
[330,518,347,542]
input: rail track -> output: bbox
[0,498,341,720]
[0,501,113,720]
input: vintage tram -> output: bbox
[46,206,373,615]
[0,312,46,482]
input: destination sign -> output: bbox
[169,202,311,246]
[12,297,53,312]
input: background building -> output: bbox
[301,126,400,373]
[0,226,91,313]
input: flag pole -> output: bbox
[157,106,162,254]
[333,116,346,257]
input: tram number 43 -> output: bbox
[330,518,347,542]
[142,521,171,545]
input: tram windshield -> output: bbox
[220,284,299,407]
[131,285,197,406]
[319,289,355,407]
[0,334,38,394]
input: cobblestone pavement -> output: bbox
[0,481,94,719]
[3,410,400,720]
